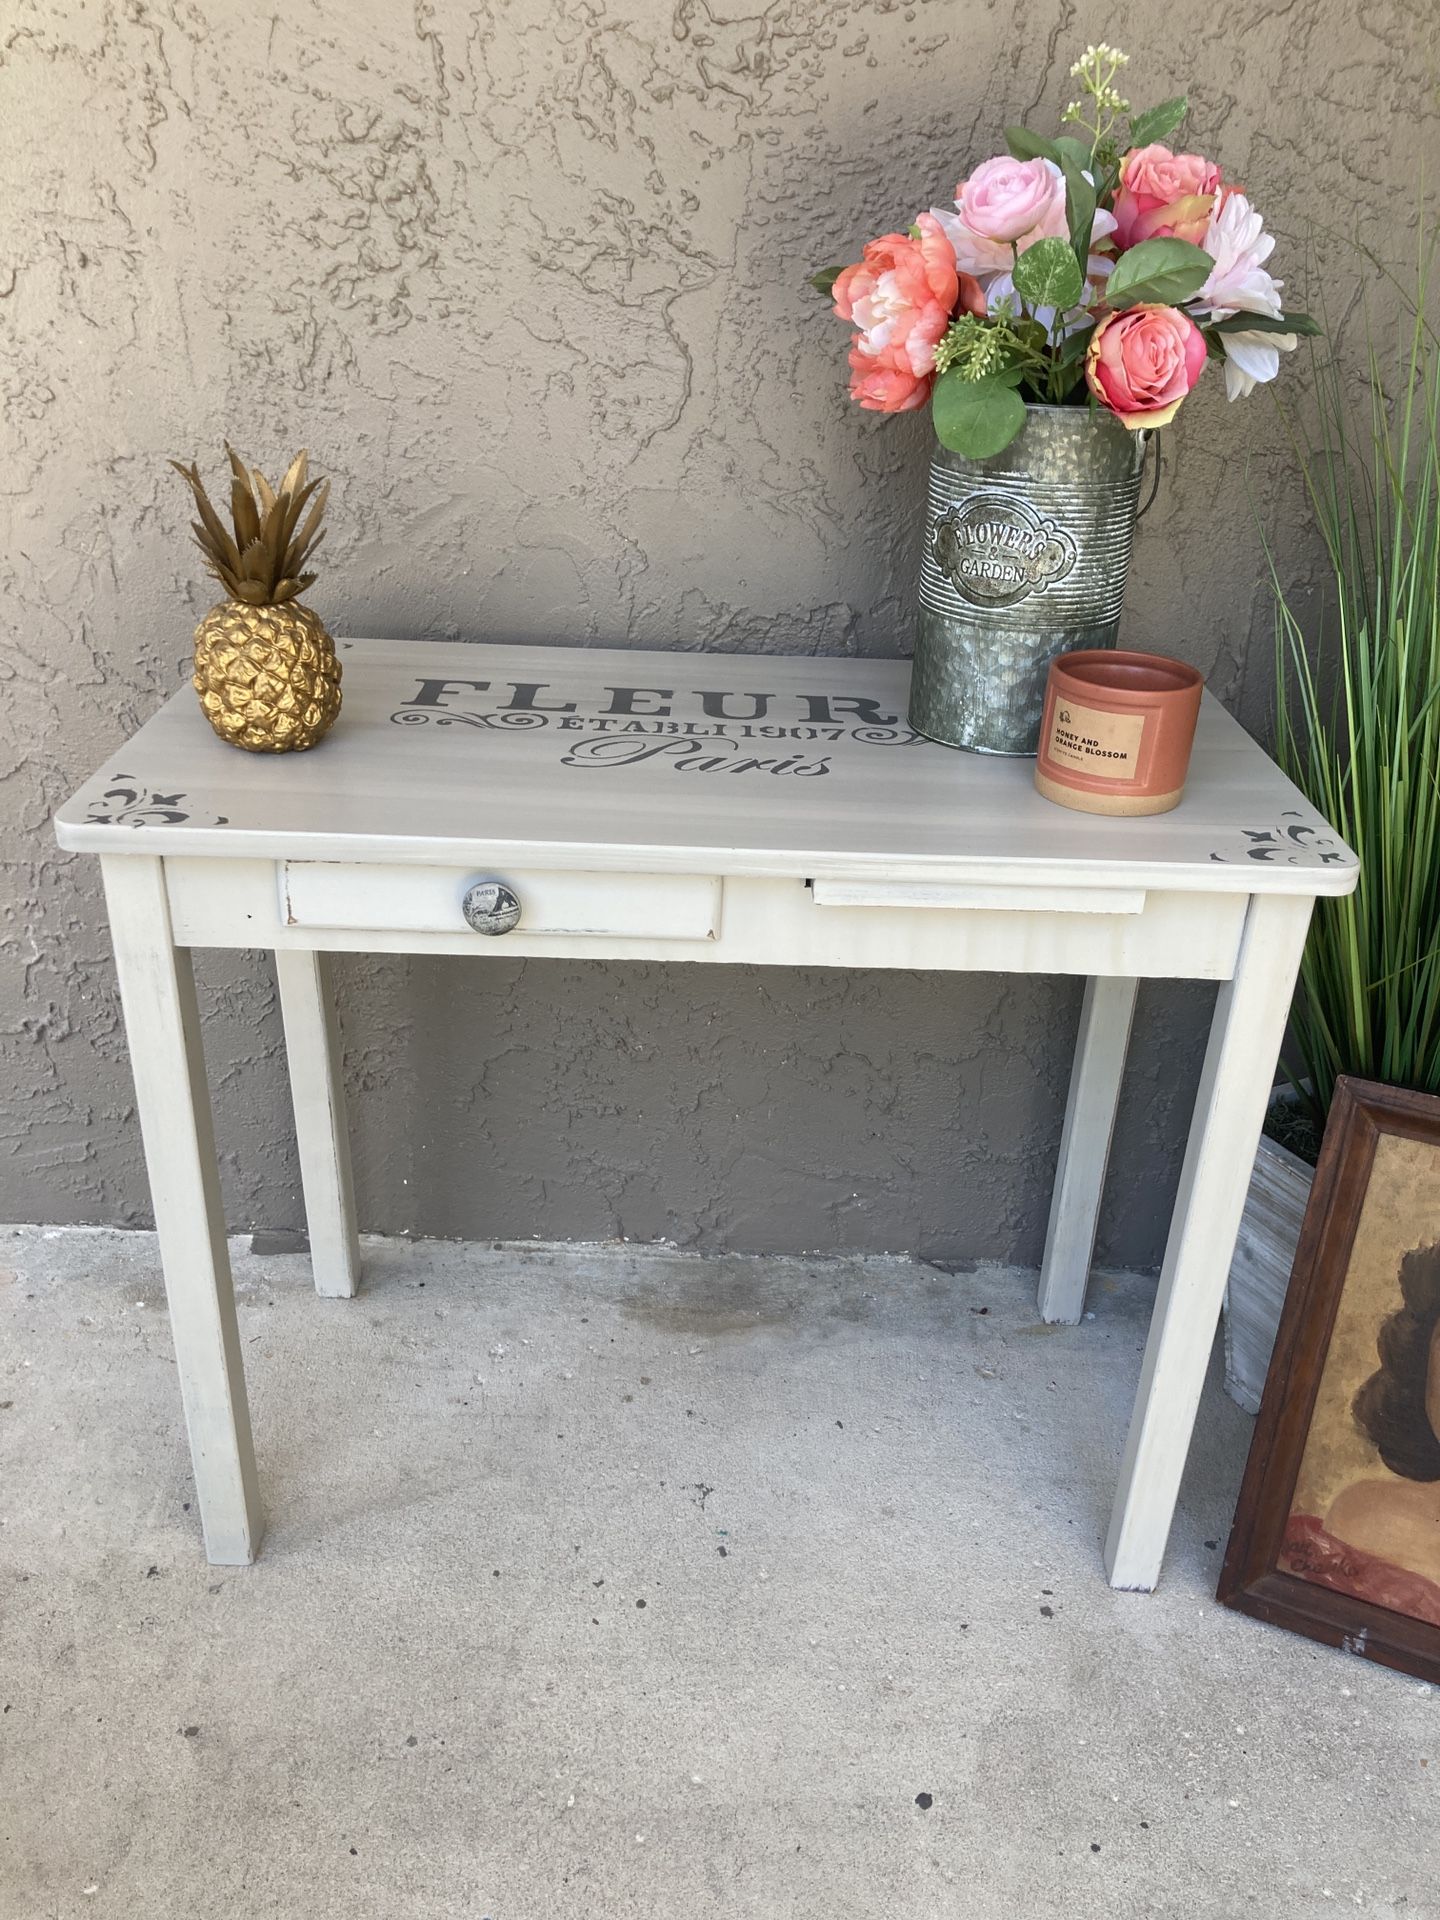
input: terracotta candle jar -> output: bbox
[1034,650,1204,816]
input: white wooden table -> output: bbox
[55,639,1358,1588]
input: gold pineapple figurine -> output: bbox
[170,446,342,752]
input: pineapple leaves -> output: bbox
[225,443,264,551]
[279,449,309,500]
[171,461,242,577]
[277,475,320,552]
[285,527,326,583]
[235,537,275,594]
[229,473,262,552]
[171,446,328,608]
[282,479,329,578]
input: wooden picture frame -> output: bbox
[1219,1076,1440,1681]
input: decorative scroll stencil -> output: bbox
[85,775,228,829]
[1209,812,1346,867]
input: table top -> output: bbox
[55,638,1359,895]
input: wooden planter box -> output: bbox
[1222,1130,1316,1413]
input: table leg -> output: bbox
[1104,891,1314,1591]
[1038,975,1138,1324]
[275,949,360,1299]
[102,855,262,1564]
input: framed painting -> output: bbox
[1219,1076,1440,1681]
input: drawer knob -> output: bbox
[461,877,522,936]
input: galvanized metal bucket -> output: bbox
[909,405,1149,755]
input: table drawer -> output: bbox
[279,862,721,941]
[809,877,1147,915]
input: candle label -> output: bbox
[1046,698,1146,779]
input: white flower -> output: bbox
[1197,192,1284,320]
[1190,191,1298,397]
[1220,328,1298,400]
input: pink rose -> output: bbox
[834,214,979,414]
[1085,304,1208,429]
[961,155,1068,243]
[931,155,1069,278]
[1113,143,1222,249]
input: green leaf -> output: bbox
[932,370,1027,460]
[810,266,842,299]
[1012,237,1084,315]
[1209,309,1323,338]
[1013,317,1050,356]
[1105,237,1214,308]
[1053,136,1094,174]
[1056,320,1097,369]
[1004,125,1060,163]
[1127,96,1188,150]
[1058,150,1097,279]
[1052,320,1097,398]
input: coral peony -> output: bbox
[834,214,978,412]
[845,349,930,413]
[1085,304,1208,428]
[1113,143,1221,249]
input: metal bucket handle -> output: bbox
[1136,431,1162,519]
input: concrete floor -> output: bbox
[0,1226,1434,1920]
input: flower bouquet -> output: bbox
[812,45,1319,754]
[815,44,1317,452]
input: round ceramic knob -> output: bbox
[461,877,522,936]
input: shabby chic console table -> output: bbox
[55,640,1358,1589]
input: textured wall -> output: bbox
[2,0,1433,1261]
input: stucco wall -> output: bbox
[3,1,1432,1262]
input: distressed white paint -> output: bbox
[56,641,1359,899]
[275,950,361,1299]
[64,642,1359,1584]
[100,855,263,1563]
[1104,891,1317,1590]
[164,861,1249,982]
[1037,975,1139,1325]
